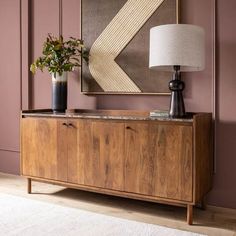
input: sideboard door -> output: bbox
[67,120,125,191]
[21,117,68,181]
[124,122,193,202]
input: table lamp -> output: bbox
[149,24,205,118]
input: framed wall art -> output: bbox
[81,0,179,94]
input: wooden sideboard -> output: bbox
[20,109,213,225]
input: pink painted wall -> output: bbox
[0,0,236,209]
[62,0,97,109]
[0,0,21,174]
[31,0,60,109]
[207,0,236,209]
[96,0,214,112]
[28,0,96,110]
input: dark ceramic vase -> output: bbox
[52,72,68,113]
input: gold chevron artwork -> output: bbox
[81,0,178,94]
[88,0,165,92]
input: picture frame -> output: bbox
[81,0,179,95]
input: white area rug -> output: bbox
[0,193,204,236]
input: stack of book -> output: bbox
[149,110,169,117]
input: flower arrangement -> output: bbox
[30,34,89,77]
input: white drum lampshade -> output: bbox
[149,24,205,118]
[149,24,205,72]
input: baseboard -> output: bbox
[206,204,236,216]
[0,150,20,175]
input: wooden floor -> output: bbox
[0,173,235,236]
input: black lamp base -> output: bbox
[168,66,185,118]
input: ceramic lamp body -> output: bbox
[149,24,205,118]
[52,72,68,113]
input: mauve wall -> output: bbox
[29,0,97,110]
[97,0,214,112]
[0,0,235,209]
[0,0,21,174]
[208,0,236,209]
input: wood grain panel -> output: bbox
[21,118,67,181]
[67,120,88,184]
[124,122,193,202]
[91,121,125,190]
[57,120,68,181]
[68,120,125,191]
[21,112,213,224]
[193,113,213,203]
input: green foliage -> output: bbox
[30,34,89,77]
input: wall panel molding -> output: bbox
[210,0,217,173]
[21,0,31,110]
[0,148,19,153]
[59,0,63,35]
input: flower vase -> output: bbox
[52,72,68,113]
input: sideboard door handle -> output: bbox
[68,123,75,128]
[126,126,137,133]
[62,123,68,127]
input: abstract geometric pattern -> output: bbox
[88,0,165,92]
[81,0,177,94]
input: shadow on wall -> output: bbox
[208,121,236,209]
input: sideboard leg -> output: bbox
[27,178,32,194]
[187,205,193,225]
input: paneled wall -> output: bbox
[0,0,21,173]
[208,0,236,209]
[21,0,97,110]
[97,0,214,112]
[0,0,235,209]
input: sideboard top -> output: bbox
[20,109,206,123]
